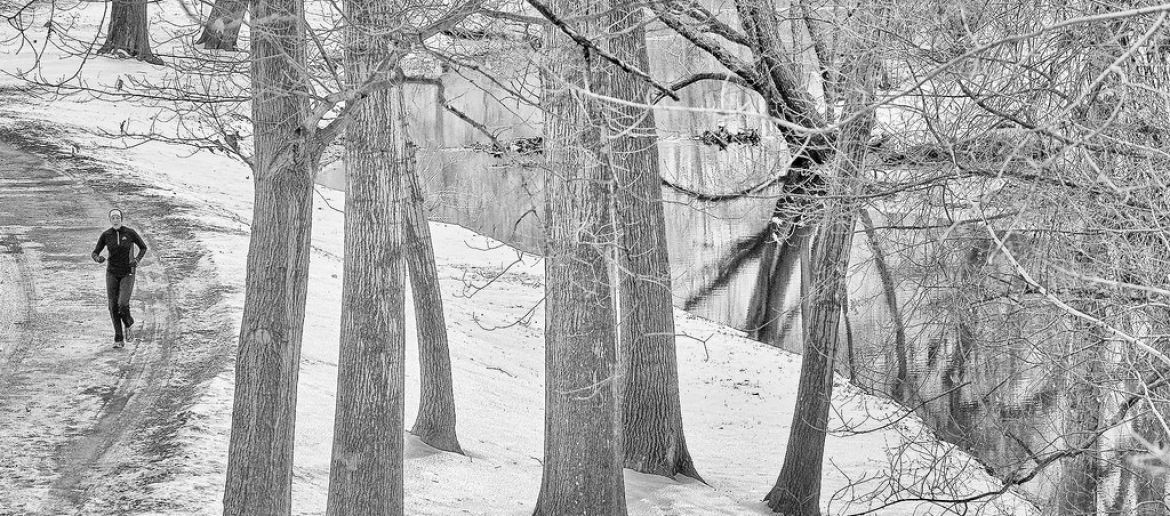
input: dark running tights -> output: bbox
[106,272,135,340]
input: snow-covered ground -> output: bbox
[1,2,1034,514]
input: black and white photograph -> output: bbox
[1,0,1169,514]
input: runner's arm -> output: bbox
[131,229,148,262]
[92,233,106,262]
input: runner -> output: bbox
[91,209,147,348]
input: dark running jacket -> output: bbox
[93,227,148,276]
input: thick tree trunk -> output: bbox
[324,1,406,514]
[858,209,912,405]
[602,4,699,481]
[533,1,626,514]
[403,144,463,455]
[98,0,162,65]
[221,0,311,513]
[765,32,880,514]
[195,0,247,51]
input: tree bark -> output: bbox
[221,0,312,513]
[98,0,162,65]
[765,26,880,514]
[764,192,858,516]
[195,0,247,51]
[533,1,626,514]
[324,0,406,514]
[600,3,700,481]
[403,143,463,455]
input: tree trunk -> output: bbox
[533,1,625,514]
[601,3,700,481]
[764,198,858,516]
[403,143,463,455]
[98,0,162,65]
[858,209,912,405]
[221,0,311,513]
[324,0,406,514]
[765,30,880,514]
[195,0,247,51]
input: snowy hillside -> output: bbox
[0,2,1033,514]
[0,121,1031,515]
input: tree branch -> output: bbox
[524,0,681,101]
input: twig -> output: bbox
[486,366,516,378]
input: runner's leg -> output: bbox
[106,272,123,341]
[117,273,135,329]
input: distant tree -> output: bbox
[402,141,462,455]
[195,0,247,51]
[98,0,162,64]
[532,0,626,512]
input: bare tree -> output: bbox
[760,0,887,510]
[402,142,463,454]
[98,0,162,64]
[590,3,702,480]
[766,37,881,513]
[532,0,626,512]
[222,0,314,512]
[326,52,407,516]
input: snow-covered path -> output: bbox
[0,135,235,514]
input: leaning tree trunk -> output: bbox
[323,0,406,514]
[98,0,162,65]
[603,3,700,481]
[403,142,463,454]
[765,33,880,515]
[221,0,312,513]
[195,0,247,51]
[764,179,859,516]
[533,1,626,514]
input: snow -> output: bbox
[0,2,1033,514]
